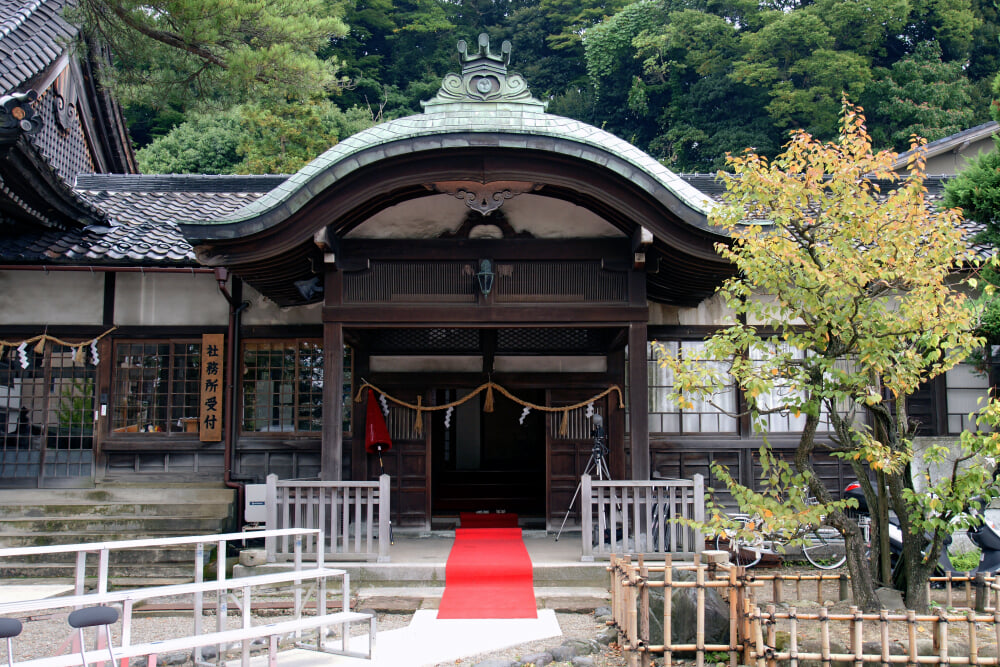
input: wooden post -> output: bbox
[693,474,705,553]
[773,577,783,605]
[321,322,344,480]
[628,323,649,481]
[582,474,594,562]
[265,474,278,562]
[378,474,390,563]
[839,573,849,602]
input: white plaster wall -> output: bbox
[241,283,322,325]
[115,273,228,326]
[0,270,104,325]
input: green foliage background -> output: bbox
[105,0,996,175]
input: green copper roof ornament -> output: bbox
[421,33,547,112]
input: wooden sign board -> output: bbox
[199,334,224,442]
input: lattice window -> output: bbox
[112,342,201,434]
[242,340,324,434]
[646,342,738,434]
[944,362,991,434]
[0,342,95,478]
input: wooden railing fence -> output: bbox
[607,552,1000,667]
[264,474,390,563]
[581,474,704,561]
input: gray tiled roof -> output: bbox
[0,0,77,92]
[892,121,999,171]
[0,175,282,264]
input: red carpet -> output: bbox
[437,527,537,619]
[459,512,520,528]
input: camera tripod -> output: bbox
[555,414,613,542]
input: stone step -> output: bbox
[0,503,232,519]
[0,487,235,505]
[354,586,610,613]
[0,561,203,580]
[0,516,229,534]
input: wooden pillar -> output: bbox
[321,321,344,480]
[628,321,649,480]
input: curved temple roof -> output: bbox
[180,110,717,243]
[180,33,720,248]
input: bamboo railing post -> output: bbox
[796,575,803,601]
[880,609,890,667]
[774,577,783,605]
[790,609,799,667]
[851,606,863,667]
[936,606,949,666]
[907,609,918,667]
[966,574,973,609]
[946,571,955,609]
[696,553,706,667]
[840,573,849,602]
[626,555,640,667]
[664,554,674,667]
[817,575,824,605]
[968,609,979,667]
[819,606,830,667]
[728,564,738,667]
[639,556,651,667]
[994,611,1000,662]
[766,604,777,667]
[976,573,988,613]
[754,605,767,667]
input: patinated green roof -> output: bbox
[181,109,716,241]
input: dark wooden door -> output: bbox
[431,388,546,516]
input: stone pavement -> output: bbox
[227,609,564,667]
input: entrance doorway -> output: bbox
[431,388,546,517]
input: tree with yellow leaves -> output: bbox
[660,100,1000,611]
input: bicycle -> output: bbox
[714,513,870,569]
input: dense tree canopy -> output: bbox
[113,0,996,174]
[74,0,349,108]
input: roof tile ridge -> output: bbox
[0,0,47,41]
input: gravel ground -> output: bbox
[0,600,625,667]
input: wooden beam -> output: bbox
[323,305,648,324]
[628,322,649,480]
[321,322,344,480]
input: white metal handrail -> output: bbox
[0,529,334,665]
[580,474,705,561]
[265,474,390,563]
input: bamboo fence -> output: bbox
[607,553,1000,667]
